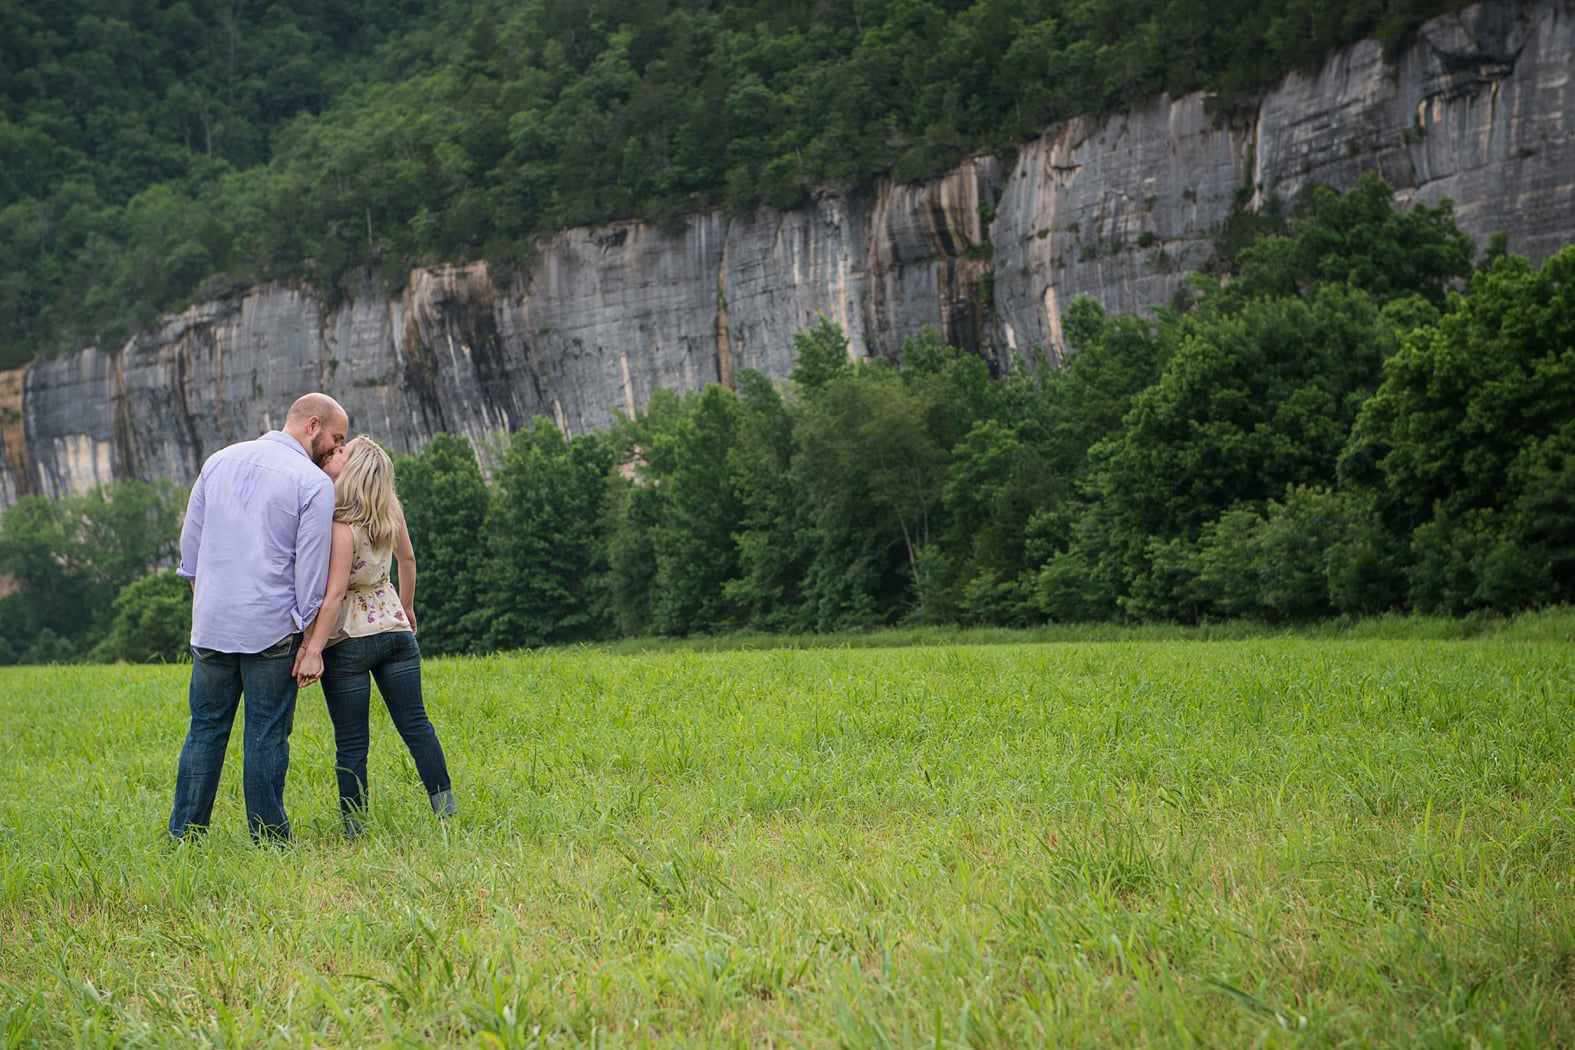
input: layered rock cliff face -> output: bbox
[1,0,1570,507]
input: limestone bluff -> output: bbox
[1,0,1570,509]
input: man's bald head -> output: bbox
[283,392,349,468]
[286,393,347,428]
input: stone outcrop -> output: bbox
[995,0,1573,353]
[1,0,1570,507]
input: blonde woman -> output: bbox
[298,436,456,833]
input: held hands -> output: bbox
[293,645,324,688]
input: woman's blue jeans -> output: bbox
[169,634,300,844]
[320,631,451,822]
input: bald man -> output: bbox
[169,392,349,844]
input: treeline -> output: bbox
[2,0,1474,367]
[0,479,186,663]
[8,179,1570,664]
[390,179,1573,651]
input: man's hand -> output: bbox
[293,646,324,688]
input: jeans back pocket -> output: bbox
[258,634,299,659]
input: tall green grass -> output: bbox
[2,625,1572,1046]
[596,605,1575,654]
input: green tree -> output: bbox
[394,434,492,655]
[599,387,689,638]
[942,418,1043,623]
[75,480,185,590]
[1189,503,1262,619]
[649,384,745,636]
[1092,280,1418,618]
[1359,247,1575,527]
[0,479,184,659]
[601,475,662,638]
[1211,174,1474,308]
[794,360,950,626]
[1510,454,1575,601]
[724,371,812,632]
[788,315,855,395]
[1322,489,1408,616]
[1100,287,1390,539]
[1247,486,1348,622]
[90,570,192,664]
[0,495,109,645]
[485,420,616,649]
[1356,246,1575,611]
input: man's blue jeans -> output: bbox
[169,634,300,843]
[320,631,451,821]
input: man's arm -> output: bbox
[292,480,336,632]
[176,470,207,582]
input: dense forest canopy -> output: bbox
[1,0,1474,367]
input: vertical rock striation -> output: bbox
[1254,0,1573,265]
[1,0,1570,508]
[992,93,1255,360]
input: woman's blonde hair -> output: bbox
[333,435,402,553]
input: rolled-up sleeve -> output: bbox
[292,480,336,630]
[177,469,207,581]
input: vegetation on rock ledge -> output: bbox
[1,0,1474,366]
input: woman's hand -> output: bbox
[293,645,324,688]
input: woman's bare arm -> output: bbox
[394,509,417,633]
[295,521,354,685]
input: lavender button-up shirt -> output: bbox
[177,431,337,653]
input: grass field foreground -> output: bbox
[2,626,1573,1046]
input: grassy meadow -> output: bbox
[2,616,1573,1047]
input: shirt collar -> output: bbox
[261,430,313,460]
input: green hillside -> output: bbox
[1,0,1469,367]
